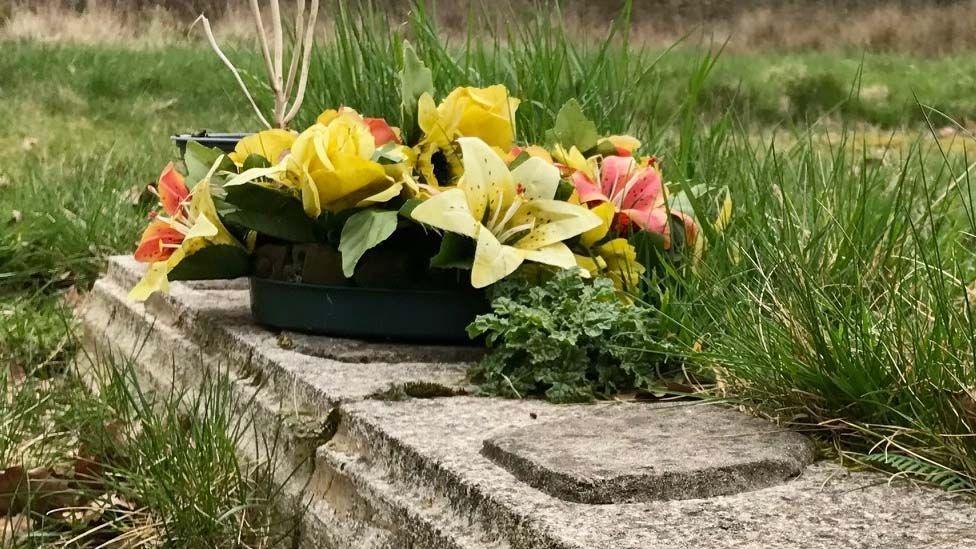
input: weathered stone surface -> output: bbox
[79,255,976,549]
[334,397,976,549]
[99,256,471,405]
[482,403,815,503]
[281,331,485,365]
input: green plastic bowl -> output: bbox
[249,277,488,344]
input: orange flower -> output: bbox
[133,221,185,263]
[156,162,189,216]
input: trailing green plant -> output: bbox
[857,452,975,493]
[467,270,675,403]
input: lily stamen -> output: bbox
[496,219,535,244]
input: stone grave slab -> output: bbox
[78,255,976,549]
[482,403,815,503]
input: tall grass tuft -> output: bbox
[674,118,976,492]
[300,0,713,147]
[77,347,295,547]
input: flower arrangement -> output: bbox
[128,43,700,320]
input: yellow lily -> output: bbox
[415,85,520,186]
[574,201,645,292]
[594,238,645,291]
[411,137,601,288]
[129,160,240,301]
[552,144,597,180]
[227,129,296,166]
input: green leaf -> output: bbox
[398,198,424,219]
[242,153,271,171]
[545,99,599,153]
[399,40,434,144]
[372,142,406,165]
[184,141,228,186]
[430,233,474,270]
[168,244,249,281]
[507,150,531,171]
[338,209,399,277]
[554,180,576,201]
[593,139,618,157]
[222,183,318,242]
[667,183,707,217]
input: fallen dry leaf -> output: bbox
[0,467,28,515]
[0,514,30,545]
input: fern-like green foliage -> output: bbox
[467,271,673,403]
[860,452,975,492]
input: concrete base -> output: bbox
[78,256,976,548]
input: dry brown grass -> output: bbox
[4,0,976,55]
[707,2,976,55]
[0,1,256,46]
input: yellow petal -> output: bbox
[309,155,387,207]
[713,189,733,234]
[579,201,615,248]
[327,113,377,159]
[511,199,601,250]
[228,129,296,166]
[301,178,322,218]
[521,241,576,269]
[574,253,604,277]
[316,108,340,126]
[456,85,519,148]
[417,93,442,138]
[188,182,237,247]
[184,212,219,240]
[606,134,641,153]
[457,137,515,222]
[410,187,480,238]
[553,144,593,177]
[128,262,170,302]
[456,107,515,150]
[510,156,559,200]
[356,182,403,207]
[224,164,287,187]
[532,146,553,162]
[471,228,524,288]
[597,238,645,291]
[290,124,329,173]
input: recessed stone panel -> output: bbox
[483,403,815,504]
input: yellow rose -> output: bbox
[415,85,520,186]
[286,112,391,217]
[227,129,296,166]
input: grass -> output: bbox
[1,2,975,542]
[670,125,976,493]
[1,349,292,547]
[0,42,290,546]
[296,1,976,494]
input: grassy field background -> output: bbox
[2,0,976,545]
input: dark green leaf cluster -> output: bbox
[467,270,668,403]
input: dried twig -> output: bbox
[192,14,272,129]
[195,1,320,129]
[284,0,319,123]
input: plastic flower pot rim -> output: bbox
[171,132,251,156]
[248,275,489,344]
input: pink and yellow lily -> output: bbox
[571,155,682,241]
